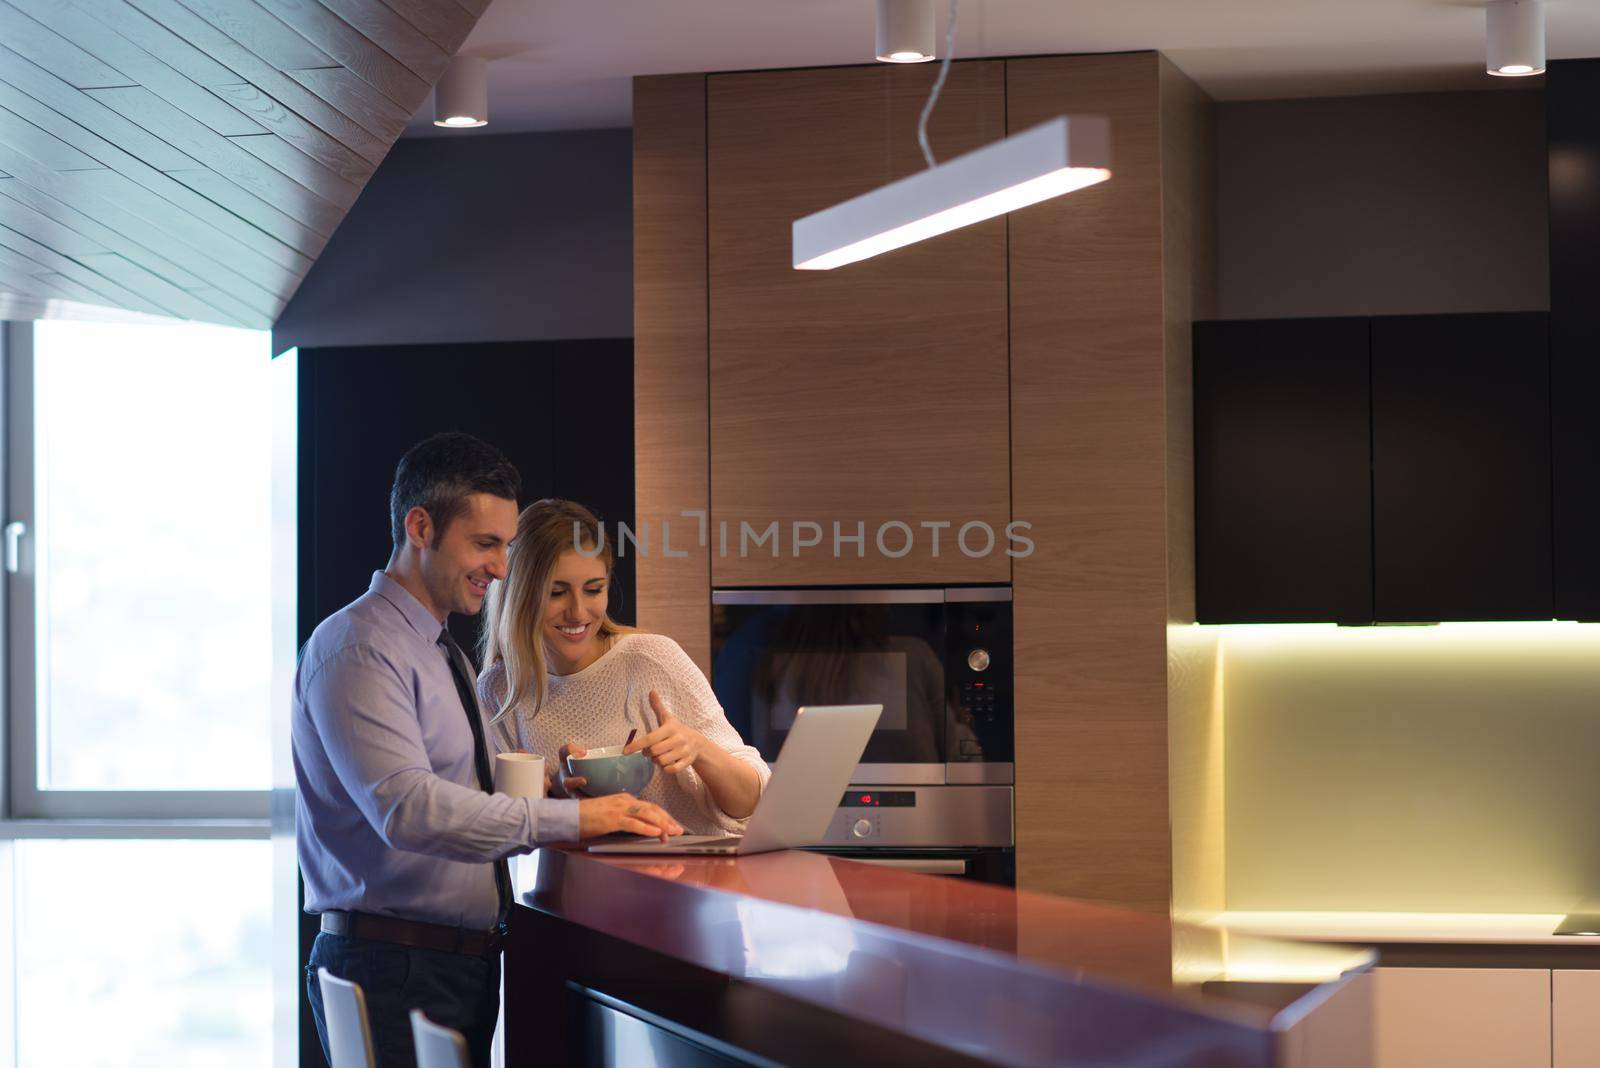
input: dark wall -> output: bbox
[273,130,633,355]
[1216,90,1549,319]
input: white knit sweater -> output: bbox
[478,632,770,835]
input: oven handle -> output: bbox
[714,588,946,605]
[839,857,970,875]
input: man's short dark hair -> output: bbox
[390,433,521,550]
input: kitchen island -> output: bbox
[503,848,1373,1067]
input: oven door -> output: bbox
[711,589,947,782]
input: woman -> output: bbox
[478,499,769,835]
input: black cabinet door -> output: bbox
[1548,59,1600,620]
[1371,313,1551,622]
[1194,318,1373,623]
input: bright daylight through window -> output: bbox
[27,320,273,794]
[3,318,277,1068]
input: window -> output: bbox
[7,319,273,817]
[2,318,281,1068]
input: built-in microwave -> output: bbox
[709,587,1013,785]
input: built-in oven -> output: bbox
[710,587,1015,884]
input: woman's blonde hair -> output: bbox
[480,498,630,720]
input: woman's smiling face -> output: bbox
[541,548,610,673]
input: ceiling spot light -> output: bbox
[1487,0,1545,78]
[876,0,936,63]
[434,56,489,128]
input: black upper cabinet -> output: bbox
[1549,60,1600,620]
[1370,314,1552,622]
[1194,318,1373,624]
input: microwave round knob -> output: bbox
[967,647,991,672]
[852,819,873,839]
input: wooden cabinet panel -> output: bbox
[1371,313,1551,622]
[706,62,1011,586]
[1008,52,1173,910]
[1193,317,1372,623]
[634,74,712,673]
[1548,60,1600,620]
[1372,967,1550,1068]
[1554,969,1600,1067]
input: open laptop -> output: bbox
[586,703,882,855]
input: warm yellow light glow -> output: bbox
[795,166,1110,270]
[1209,911,1568,943]
[433,115,486,128]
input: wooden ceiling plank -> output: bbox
[157,0,335,71]
[374,0,474,54]
[9,0,268,137]
[65,168,311,286]
[164,168,325,259]
[0,2,139,90]
[0,73,324,280]
[0,175,205,287]
[0,263,64,300]
[124,0,390,162]
[0,44,198,171]
[75,250,255,327]
[208,82,369,182]
[31,271,147,309]
[0,103,106,171]
[0,191,111,257]
[0,138,289,310]
[69,0,243,85]
[188,283,277,327]
[253,0,430,110]
[84,85,347,231]
[0,174,282,318]
[284,65,405,142]
[228,131,360,210]
[0,223,176,316]
[447,0,488,19]
[0,234,59,276]
[311,0,449,82]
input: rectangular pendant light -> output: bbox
[792,115,1111,271]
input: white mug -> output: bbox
[493,753,546,799]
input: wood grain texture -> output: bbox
[0,0,488,325]
[1158,58,1221,924]
[707,62,1011,586]
[1009,52,1172,911]
[633,73,713,675]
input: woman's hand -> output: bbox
[553,742,588,798]
[626,691,710,774]
[577,793,682,841]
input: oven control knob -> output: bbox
[852,819,873,839]
[967,647,991,672]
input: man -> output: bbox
[293,432,681,1068]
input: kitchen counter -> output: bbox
[504,848,1373,1067]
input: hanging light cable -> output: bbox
[794,0,1111,271]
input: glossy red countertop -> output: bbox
[514,848,1372,1067]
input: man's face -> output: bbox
[418,493,518,617]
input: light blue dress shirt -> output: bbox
[293,571,580,929]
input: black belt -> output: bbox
[319,910,505,957]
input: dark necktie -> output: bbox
[437,628,513,929]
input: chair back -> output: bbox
[411,1009,471,1068]
[317,966,377,1068]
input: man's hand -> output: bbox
[578,793,683,841]
[625,691,710,775]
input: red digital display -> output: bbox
[840,791,915,808]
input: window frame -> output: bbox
[3,320,269,825]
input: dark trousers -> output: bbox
[307,931,500,1068]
